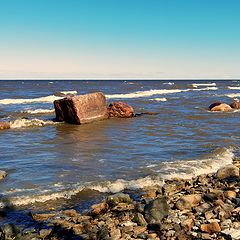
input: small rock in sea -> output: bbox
[200,222,221,234]
[0,122,10,130]
[175,194,202,210]
[108,102,135,118]
[209,102,232,112]
[216,164,239,180]
[0,170,7,180]
[144,197,169,224]
[230,100,240,109]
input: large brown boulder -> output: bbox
[209,102,232,112]
[54,92,108,124]
[230,101,240,109]
[108,102,134,118]
[0,122,10,130]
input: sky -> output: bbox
[0,0,240,80]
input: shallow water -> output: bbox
[0,80,239,211]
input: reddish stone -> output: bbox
[0,122,10,130]
[210,103,232,112]
[108,102,134,118]
[208,102,222,110]
[230,101,240,109]
[54,92,108,124]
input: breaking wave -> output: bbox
[228,86,240,90]
[192,83,216,88]
[1,147,234,207]
[0,91,77,105]
[226,93,240,98]
[192,87,218,91]
[10,118,60,129]
[21,108,55,114]
[149,98,167,102]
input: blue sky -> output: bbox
[0,0,240,79]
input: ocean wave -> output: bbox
[192,83,216,88]
[1,147,234,207]
[154,147,234,180]
[106,89,189,99]
[0,95,63,105]
[226,93,240,98]
[0,91,77,105]
[149,98,167,102]
[228,86,240,90]
[163,82,174,85]
[192,87,218,91]
[21,108,55,114]
[10,118,60,129]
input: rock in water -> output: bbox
[216,164,239,180]
[230,101,240,109]
[0,122,10,130]
[144,197,169,224]
[108,102,134,118]
[0,170,7,180]
[209,103,232,112]
[54,92,108,124]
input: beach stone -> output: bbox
[31,213,55,221]
[216,164,239,180]
[200,222,221,234]
[133,213,147,226]
[108,102,134,118]
[181,218,194,231]
[0,122,10,130]
[222,228,240,240]
[224,190,237,199]
[0,170,7,180]
[54,92,108,124]
[209,103,232,112]
[175,194,202,210]
[91,202,108,215]
[162,181,185,195]
[230,101,240,109]
[106,193,132,206]
[144,197,169,224]
[110,229,121,240]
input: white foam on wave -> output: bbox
[163,82,174,85]
[106,89,188,99]
[2,147,234,207]
[226,93,240,98]
[192,83,216,88]
[228,86,240,90]
[22,109,55,114]
[0,95,63,105]
[192,87,218,91]
[10,118,60,129]
[156,147,234,180]
[149,98,167,102]
[60,91,77,95]
[0,90,77,105]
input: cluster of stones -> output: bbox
[209,100,240,112]
[1,159,239,240]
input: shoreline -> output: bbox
[1,158,239,239]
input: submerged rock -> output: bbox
[0,122,10,130]
[0,170,7,180]
[54,92,108,124]
[108,102,134,118]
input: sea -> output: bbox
[0,80,239,223]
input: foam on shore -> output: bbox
[1,147,234,207]
[21,109,55,114]
[228,86,240,90]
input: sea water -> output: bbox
[0,80,239,213]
